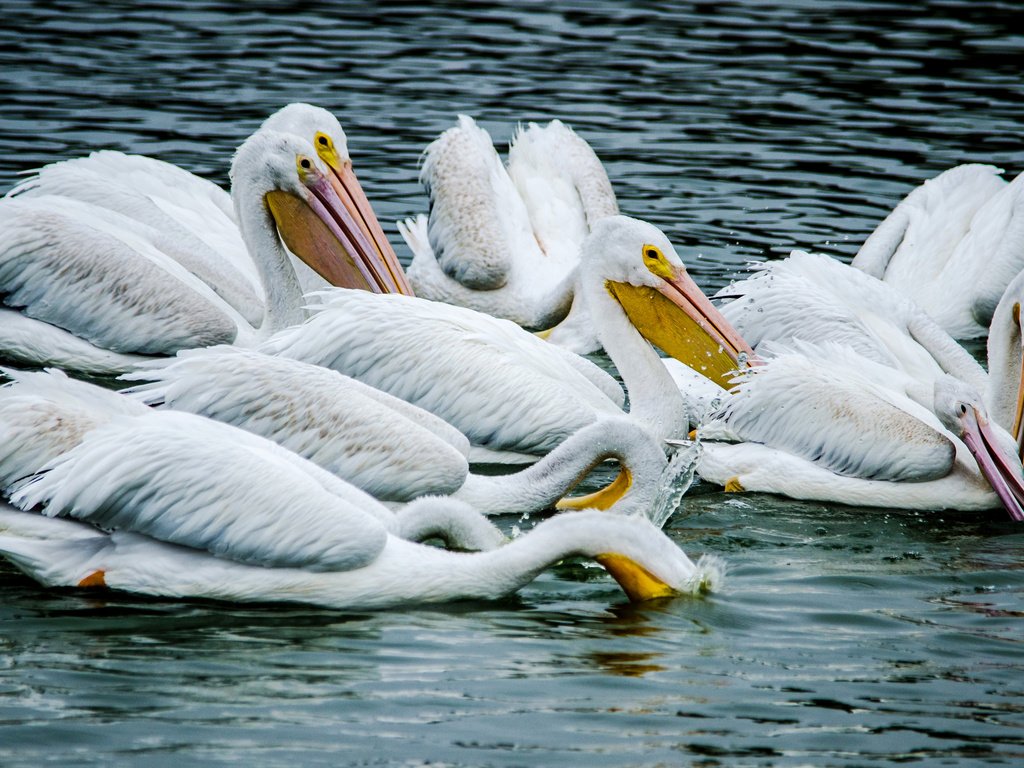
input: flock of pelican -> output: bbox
[0,102,1021,612]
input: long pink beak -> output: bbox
[959,406,1024,521]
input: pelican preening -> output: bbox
[0,104,410,375]
[400,115,617,353]
[0,372,720,610]
[852,163,1024,339]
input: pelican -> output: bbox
[851,163,1024,339]
[1,115,407,375]
[0,404,721,610]
[7,103,411,304]
[399,115,616,351]
[121,346,674,516]
[259,215,752,462]
[0,369,504,553]
[717,249,1024,450]
[692,344,1024,519]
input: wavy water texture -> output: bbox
[1,1,1023,766]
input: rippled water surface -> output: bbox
[1,1,1023,765]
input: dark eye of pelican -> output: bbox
[960,404,967,415]
[300,158,312,169]
[645,248,659,260]
[318,136,329,146]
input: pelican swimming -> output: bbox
[8,103,411,304]
[399,115,616,351]
[851,163,1024,339]
[1,114,408,375]
[716,249,1024,449]
[259,215,752,462]
[692,343,1024,519]
[121,346,673,516]
[0,369,505,553]
[0,398,721,610]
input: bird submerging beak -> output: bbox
[952,400,1024,522]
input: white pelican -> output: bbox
[0,369,505,553]
[0,408,721,610]
[717,249,1024,451]
[691,343,1024,519]
[7,103,411,306]
[121,346,672,516]
[0,506,720,610]
[0,122,406,374]
[399,115,616,350]
[260,215,752,461]
[851,163,1024,339]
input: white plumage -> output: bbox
[0,106,409,374]
[401,115,617,349]
[0,372,719,609]
[693,343,1024,516]
[256,215,751,463]
[122,346,671,517]
[852,163,1024,338]
[260,288,625,462]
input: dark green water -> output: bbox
[1,1,1022,765]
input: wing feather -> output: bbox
[11,410,388,571]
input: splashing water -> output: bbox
[646,440,701,529]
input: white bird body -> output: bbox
[6,149,263,324]
[1,193,258,341]
[260,289,626,462]
[0,374,720,609]
[124,346,674,516]
[692,344,1024,516]
[718,249,1024,442]
[0,371,505,554]
[123,346,472,502]
[123,345,672,516]
[720,251,986,392]
[852,164,1024,338]
[256,216,752,466]
[0,506,720,610]
[0,107,410,375]
[402,116,617,345]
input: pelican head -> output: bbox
[935,376,1024,521]
[584,215,755,389]
[261,103,412,294]
[231,130,405,295]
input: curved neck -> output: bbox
[455,418,665,516]
[234,185,307,335]
[580,279,689,441]
[986,297,1023,435]
[374,510,694,604]
[393,498,506,551]
[903,311,988,393]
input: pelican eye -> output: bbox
[317,135,330,147]
[299,158,312,170]
[641,243,675,280]
[960,404,967,415]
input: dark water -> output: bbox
[1,1,1023,765]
